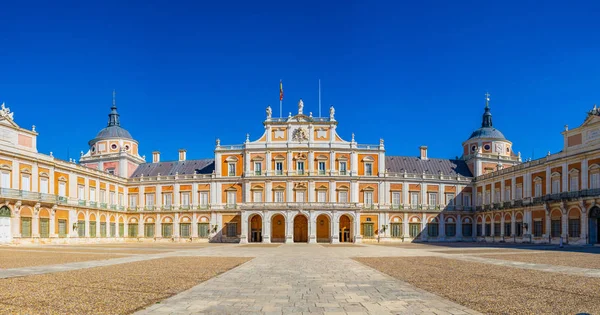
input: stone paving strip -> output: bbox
[450,254,600,278]
[355,256,600,315]
[0,249,130,269]
[478,251,600,269]
[0,256,249,315]
[137,245,479,315]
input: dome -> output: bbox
[88,103,135,146]
[468,127,506,140]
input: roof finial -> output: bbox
[107,90,120,127]
[485,92,490,108]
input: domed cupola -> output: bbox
[467,103,506,141]
[80,91,145,177]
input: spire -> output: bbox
[482,92,493,128]
[108,90,120,127]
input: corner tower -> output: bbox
[79,91,145,177]
[461,94,521,176]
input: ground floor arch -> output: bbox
[339,214,353,242]
[249,214,263,242]
[0,206,11,243]
[316,214,330,243]
[589,206,600,245]
[271,214,285,243]
[293,215,308,243]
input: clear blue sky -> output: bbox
[1,1,599,162]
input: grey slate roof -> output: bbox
[93,126,133,140]
[130,159,215,178]
[467,127,506,140]
[385,156,473,178]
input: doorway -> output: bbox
[249,214,262,242]
[589,207,600,245]
[316,214,330,243]
[0,206,11,243]
[339,214,352,242]
[293,215,308,243]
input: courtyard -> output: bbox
[0,242,598,314]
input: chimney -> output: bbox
[152,151,160,163]
[178,149,187,161]
[419,146,428,160]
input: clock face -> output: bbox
[495,143,502,152]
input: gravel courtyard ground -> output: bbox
[478,251,600,269]
[0,249,129,269]
[0,256,250,315]
[354,256,600,315]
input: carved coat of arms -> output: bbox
[292,127,309,142]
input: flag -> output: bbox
[279,80,284,101]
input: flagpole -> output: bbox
[280,79,283,118]
[318,79,321,117]
[280,99,282,118]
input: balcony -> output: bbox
[90,201,97,207]
[144,205,155,211]
[100,203,107,209]
[110,204,117,210]
[503,201,512,209]
[197,204,210,210]
[162,205,172,211]
[180,205,191,210]
[390,204,404,210]
[239,202,360,210]
[78,200,87,206]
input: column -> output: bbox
[420,213,427,241]
[174,213,180,238]
[192,212,198,238]
[354,211,362,243]
[240,211,248,244]
[456,214,462,239]
[403,212,409,238]
[582,158,589,190]
[308,211,316,243]
[262,210,271,243]
[439,212,445,240]
[329,180,336,203]
[308,151,314,176]
[490,214,495,237]
[266,151,272,174]
[286,181,293,202]
[285,211,293,243]
[308,181,315,202]
[511,177,516,203]
[351,180,359,203]
[138,213,143,238]
[329,151,335,175]
[49,207,57,238]
[124,219,128,239]
[32,206,40,238]
[350,151,358,176]
[287,150,293,175]
[266,181,272,203]
[581,208,588,242]
[156,213,162,238]
[174,184,180,209]
[511,212,516,237]
[402,183,408,209]
[545,166,551,195]
[561,211,568,239]
[500,213,505,237]
[331,212,340,244]
[85,212,90,237]
[11,204,21,238]
[562,163,568,193]
[500,180,506,203]
[545,210,551,239]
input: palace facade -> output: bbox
[0,97,599,245]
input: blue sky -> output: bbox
[1,1,599,162]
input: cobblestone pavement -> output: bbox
[137,244,480,315]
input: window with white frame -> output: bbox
[318,161,326,175]
[89,187,96,201]
[364,191,373,206]
[477,192,482,205]
[145,193,155,206]
[339,161,347,175]
[570,170,579,191]
[253,190,263,202]
[552,175,561,194]
[591,171,600,189]
[317,190,326,202]
[516,185,523,199]
[228,163,236,176]
[274,190,284,202]
[338,190,348,203]
[484,191,490,204]
[364,163,373,176]
[118,193,124,206]
[199,191,209,206]
[392,192,401,206]
[181,192,190,206]
[163,193,172,206]
[445,193,455,206]
[78,185,85,200]
[226,191,236,206]
[40,177,49,194]
[254,162,262,175]
[428,192,437,206]
[0,171,10,188]
[296,161,305,175]
[494,189,500,202]
[21,174,30,191]
[504,186,511,201]
[275,161,283,175]
[100,189,106,203]
[58,181,66,197]
[410,192,419,206]
[110,191,116,205]
[295,190,305,202]
[463,194,471,207]
[129,195,137,208]
[534,178,542,197]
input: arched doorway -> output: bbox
[589,206,600,245]
[293,215,308,243]
[339,214,352,242]
[271,214,285,243]
[249,214,262,242]
[0,206,11,243]
[316,214,330,243]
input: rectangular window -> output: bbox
[100,189,106,203]
[463,194,471,207]
[318,161,326,175]
[409,223,420,238]
[390,223,401,238]
[570,175,579,191]
[534,182,542,197]
[275,162,283,175]
[227,191,236,206]
[591,173,600,190]
[118,193,124,206]
[226,223,237,237]
[40,218,49,238]
[515,222,523,237]
[198,223,210,238]
[364,163,373,176]
[77,185,84,200]
[275,190,284,203]
[477,193,483,206]
[110,223,116,237]
[89,187,96,201]
[58,182,66,197]
[317,190,326,203]
[494,189,500,202]
[78,220,85,237]
[504,223,511,236]
[338,191,348,203]
[504,187,511,201]
[462,223,473,237]
[428,193,437,206]
[144,223,155,237]
[21,217,32,237]
[128,224,138,237]
[254,162,262,175]
[296,161,305,175]
[200,192,209,206]
[410,192,419,206]
[364,191,373,206]
[428,223,439,237]
[162,223,173,238]
[90,221,97,238]
[40,177,49,194]
[145,193,155,206]
[516,185,523,199]
[180,223,191,238]
[363,223,374,238]
[228,163,236,176]
[119,223,124,236]
[485,224,491,236]
[58,219,67,238]
[476,224,482,237]
[446,223,456,237]
[110,191,116,205]
[0,171,10,188]
[253,190,263,202]
[339,161,347,175]
[129,195,137,208]
[21,174,30,191]
[163,193,172,206]
[551,219,561,237]
[445,193,454,206]
[295,190,305,202]
[181,192,190,206]
[392,192,401,206]
[568,219,580,238]
[533,220,543,237]
[494,223,501,236]
[552,178,561,194]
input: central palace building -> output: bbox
[1,96,600,245]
